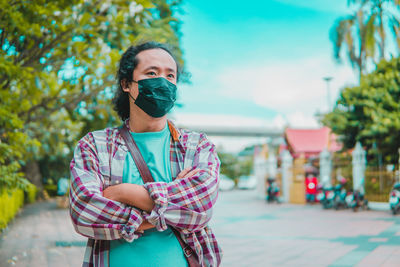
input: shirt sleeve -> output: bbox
[143,133,220,234]
[69,132,144,242]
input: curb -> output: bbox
[368,201,390,211]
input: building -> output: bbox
[284,127,342,159]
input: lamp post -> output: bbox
[323,77,333,111]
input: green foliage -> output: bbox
[1,0,184,187]
[330,0,400,78]
[0,183,36,230]
[24,183,38,204]
[44,184,58,197]
[218,152,253,180]
[0,189,24,230]
[0,162,30,190]
[238,157,254,177]
[219,152,238,179]
[323,57,400,163]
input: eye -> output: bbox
[167,73,175,79]
[147,71,157,76]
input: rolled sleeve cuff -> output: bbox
[143,182,169,231]
[120,207,144,242]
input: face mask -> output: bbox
[128,77,177,118]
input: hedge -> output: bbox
[0,184,37,231]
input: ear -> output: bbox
[121,80,130,93]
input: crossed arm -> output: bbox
[103,167,200,231]
[70,131,219,241]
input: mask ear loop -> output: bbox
[128,93,136,102]
[127,80,139,102]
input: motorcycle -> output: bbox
[389,183,400,215]
[266,177,280,203]
[317,185,335,209]
[333,179,348,210]
[345,190,354,209]
[347,190,368,212]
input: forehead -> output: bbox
[135,48,177,72]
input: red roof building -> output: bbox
[284,127,342,158]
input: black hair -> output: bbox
[113,41,180,121]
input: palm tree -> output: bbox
[331,0,400,80]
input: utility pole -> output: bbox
[323,77,333,111]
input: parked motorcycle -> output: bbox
[389,183,400,215]
[347,190,368,212]
[317,185,335,209]
[333,178,348,210]
[266,177,280,203]
[345,190,354,209]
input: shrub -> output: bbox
[24,183,38,204]
[0,189,24,230]
[44,184,58,197]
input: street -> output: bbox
[1,190,400,266]
[213,190,400,267]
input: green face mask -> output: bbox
[129,77,177,118]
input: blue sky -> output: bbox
[172,0,358,129]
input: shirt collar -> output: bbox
[167,120,181,142]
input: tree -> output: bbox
[218,152,254,180]
[218,152,239,180]
[323,57,400,164]
[331,0,400,79]
[0,0,184,189]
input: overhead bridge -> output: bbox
[178,125,283,138]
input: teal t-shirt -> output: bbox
[110,123,187,267]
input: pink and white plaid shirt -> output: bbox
[69,120,222,267]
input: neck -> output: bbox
[128,106,167,133]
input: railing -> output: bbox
[365,169,396,202]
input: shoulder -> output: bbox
[177,126,216,151]
[75,126,121,150]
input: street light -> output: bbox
[323,77,333,111]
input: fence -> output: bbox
[331,153,397,202]
[365,168,397,202]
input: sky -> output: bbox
[171,0,359,133]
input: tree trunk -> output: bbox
[378,4,385,59]
[22,161,43,189]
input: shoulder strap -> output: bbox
[120,126,154,183]
[119,124,200,267]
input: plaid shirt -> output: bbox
[69,120,222,267]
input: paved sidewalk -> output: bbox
[1,190,400,266]
[0,199,86,267]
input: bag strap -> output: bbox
[120,125,200,267]
[120,126,153,184]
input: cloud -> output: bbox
[173,111,321,130]
[217,55,357,116]
[172,113,277,128]
[286,111,321,129]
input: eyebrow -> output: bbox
[144,66,176,74]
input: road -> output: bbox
[213,190,400,267]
